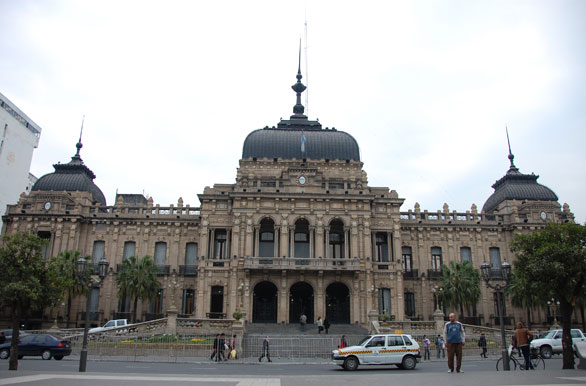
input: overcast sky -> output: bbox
[1,0,585,223]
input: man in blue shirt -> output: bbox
[443,312,466,373]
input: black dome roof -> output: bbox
[32,141,106,206]
[482,153,557,213]
[242,65,360,161]
[242,126,360,161]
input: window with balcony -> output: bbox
[375,233,389,262]
[329,219,344,259]
[149,289,164,319]
[294,219,310,258]
[460,246,472,264]
[490,247,501,271]
[402,246,413,272]
[182,289,195,316]
[259,218,275,257]
[92,240,105,264]
[154,242,167,266]
[214,230,227,259]
[378,288,391,315]
[404,292,416,318]
[37,231,51,259]
[431,247,442,271]
[123,241,136,260]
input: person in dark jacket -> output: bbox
[478,334,487,358]
[340,335,348,348]
[210,334,220,361]
[218,333,227,361]
[513,322,534,370]
[259,336,271,362]
[324,318,331,334]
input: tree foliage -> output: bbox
[511,222,586,369]
[0,233,66,370]
[439,260,481,317]
[53,250,93,328]
[116,255,161,322]
[506,271,544,329]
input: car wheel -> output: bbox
[343,356,359,371]
[54,355,64,360]
[401,355,417,370]
[0,349,9,360]
[540,346,553,359]
[41,350,52,360]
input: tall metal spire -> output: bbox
[291,39,307,117]
[506,126,519,174]
[70,115,85,165]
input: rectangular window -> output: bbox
[185,243,198,266]
[460,247,472,264]
[92,240,105,264]
[214,230,227,260]
[431,247,442,271]
[150,289,164,315]
[154,242,167,266]
[402,246,413,272]
[89,287,100,321]
[329,181,344,189]
[123,241,136,260]
[490,247,501,270]
[376,233,389,262]
[378,288,391,315]
[37,231,51,259]
[404,292,416,317]
[182,289,195,315]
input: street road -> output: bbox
[1,357,585,386]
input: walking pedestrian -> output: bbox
[258,336,272,362]
[436,335,446,358]
[299,313,307,332]
[478,333,488,358]
[443,313,466,373]
[217,333,227,361]
[513,322,534,370]
[324,318,331,334]
[210,334,220,361]
[422,335,431,360]
[229,334,237,359]
[340,335,348,349]
[317,316,323,334]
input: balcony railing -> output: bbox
[403,269,419,279]
[206,312,226,319]
[155,265,170,275]
[179,265,198,276]
[427,269,443,279]
[243,256,361,271]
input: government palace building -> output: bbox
[0,68,575,330]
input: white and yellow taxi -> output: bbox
[332,334,421,371]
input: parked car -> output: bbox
[89,319,129,334]
[0,329,29,343]
[530,329,586,359]
[332,334,421,371]
[0,334,71,360]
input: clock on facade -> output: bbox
[540,211,547,220]
[299,176,306,185]
[44,202,51,211]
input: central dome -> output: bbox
[242,66,360,162]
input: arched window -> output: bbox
[259,218,275,257]
[460,246,472,264]
[294,219,310,258]
[329,219,345,259]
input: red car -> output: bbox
[0,334,72,360]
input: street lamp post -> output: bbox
[432,286,444,312]
[76,256,109,373]
[547,298,561,328]
[480,260,512,371]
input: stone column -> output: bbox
[280,224,288,257]
[344,229,349,259]
[315,221,324,258]
[309,227,315,258]
[253,226,259,257]
[325,229,330,259]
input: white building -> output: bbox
[0,91,42,228]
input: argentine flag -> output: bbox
[301,132,307,153]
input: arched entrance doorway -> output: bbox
[289,282,314,323]
[253,281,278,323]
[326,282,350,324]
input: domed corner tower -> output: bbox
[32,136,107,206]
[481,138,564,223]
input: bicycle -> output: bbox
[496,348,545,371]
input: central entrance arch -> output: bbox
[326,282,350,324]
[289,282,314,324]
[252,281,278,323]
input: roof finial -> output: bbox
[75,115,85,157]
[291,39,307,117]
[506,126,519,174]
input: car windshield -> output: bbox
[543,331,557,339]
[357,336,372,346]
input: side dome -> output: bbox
[32,140,107,206]
[242,127,360,161]
[482,152,557,213]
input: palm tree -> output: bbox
[439,261,481,319]
[53,250,92,328]
[507,271,543,329]
[116,255,160,322]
